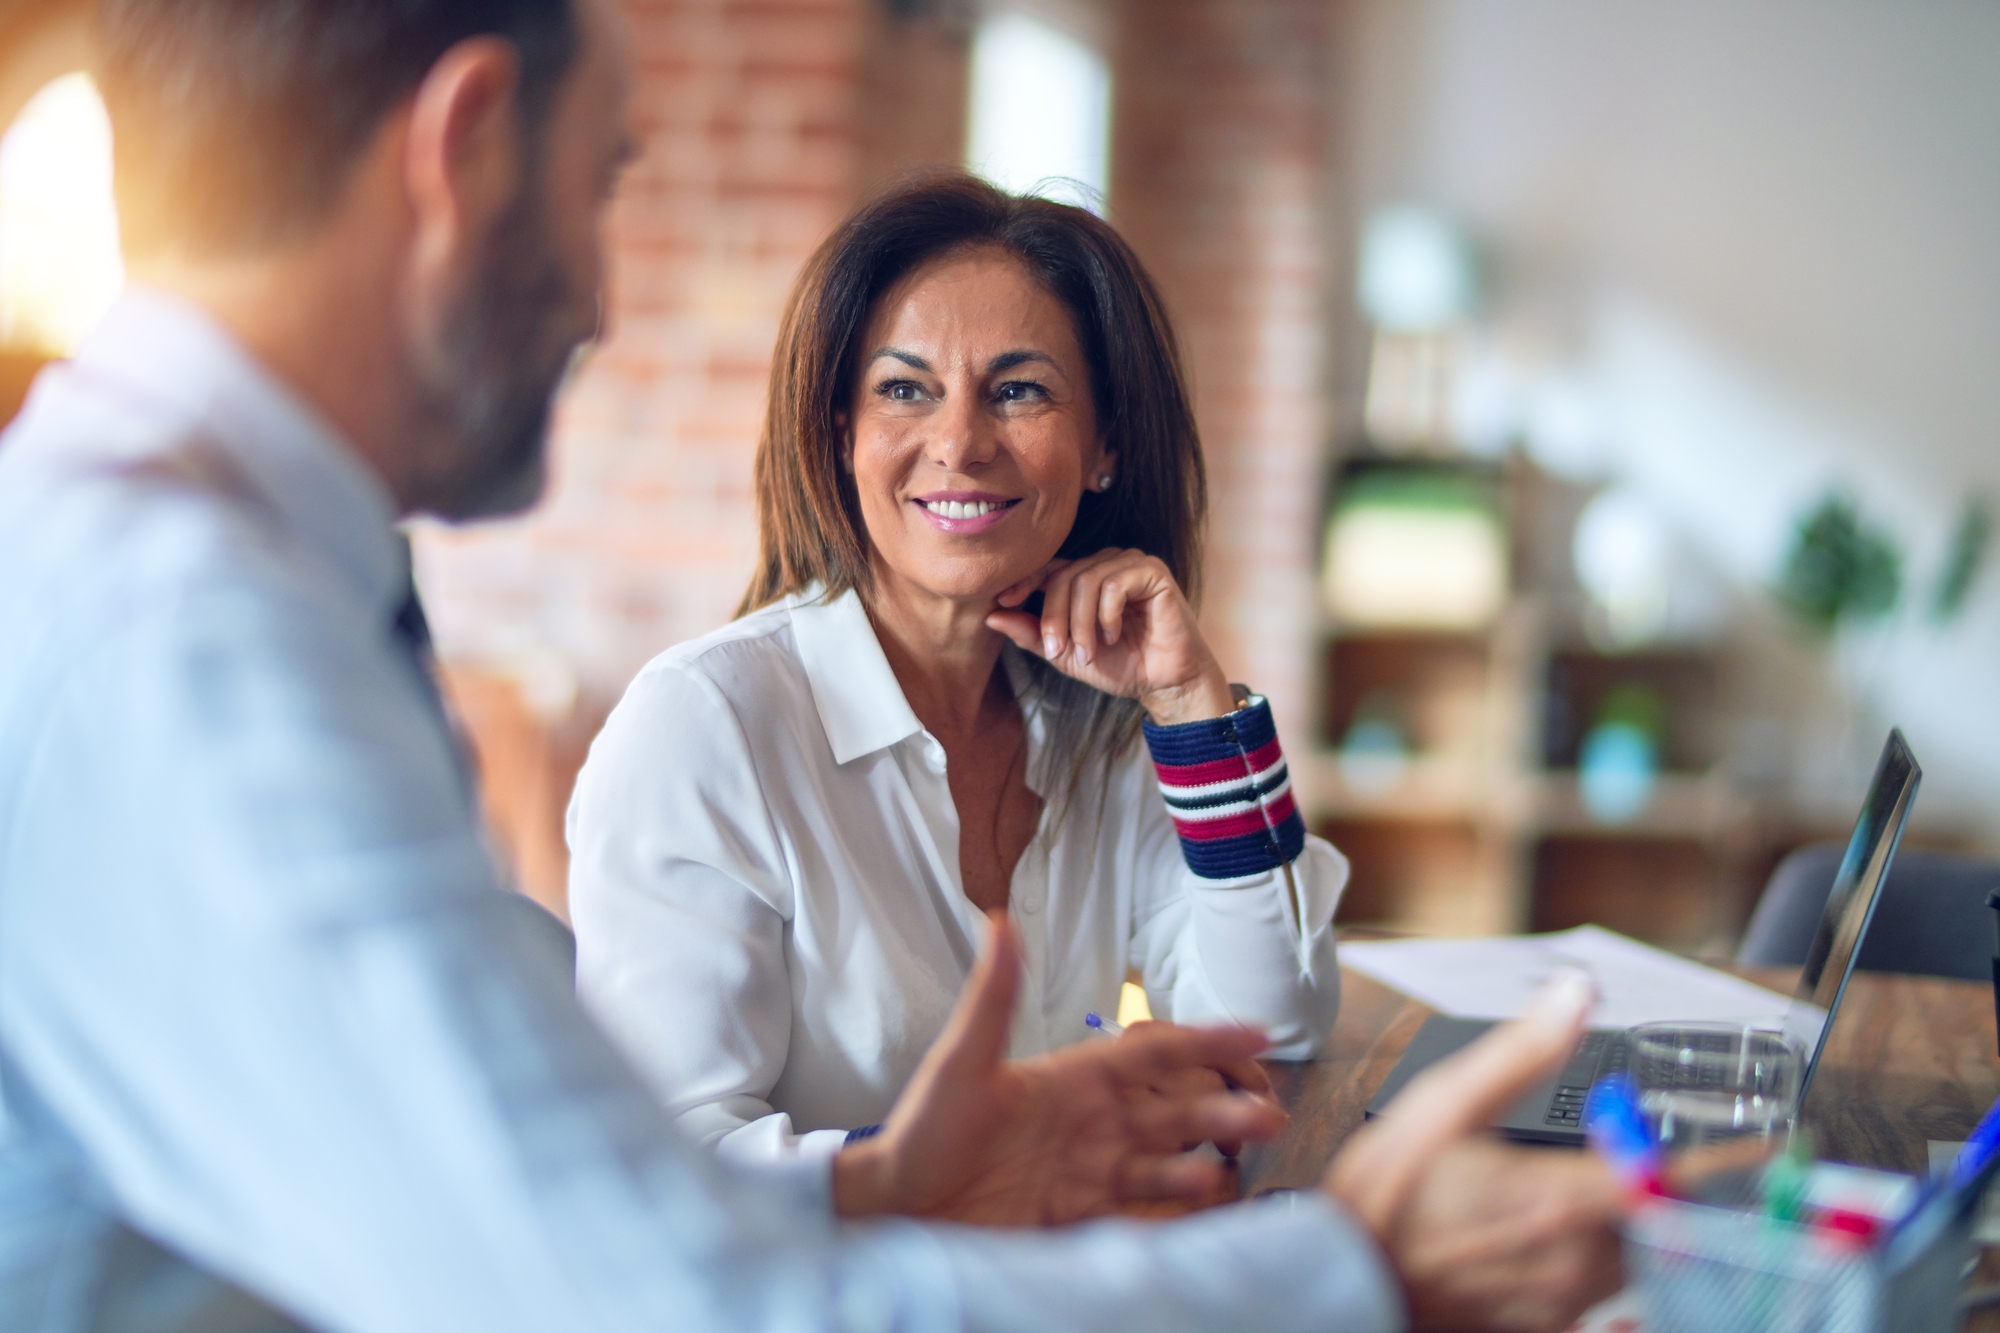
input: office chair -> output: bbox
[1737,842,2000,982]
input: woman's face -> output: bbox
[846,246,1112,609]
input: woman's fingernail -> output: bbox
[1043,634,1060,659]
[1523,967,1597,1026]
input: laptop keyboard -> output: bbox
[1545,1028,1736,1128]
[1545,1031,1627,1128]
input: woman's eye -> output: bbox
[996,381,1048,404]
[877,380,925,402]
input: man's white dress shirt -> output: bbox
[569,595,1349,1164]
[0,289,1400,1332]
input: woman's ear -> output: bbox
[1092,445,1120,492]
[836,411,855,474]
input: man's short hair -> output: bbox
[96,0,579,259]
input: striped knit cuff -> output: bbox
[1144,695,1307,881]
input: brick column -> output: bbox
[418,0,871,699]
[413,0,969,910]
[1109,0,1332,747]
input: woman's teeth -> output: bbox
[922,499,1007,519]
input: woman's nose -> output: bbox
[927,392,1000,473]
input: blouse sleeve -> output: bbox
[1126,695,1348,1059]
[566,662,850,1167]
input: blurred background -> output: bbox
[4,0,1999,952]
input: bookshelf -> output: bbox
[1308,454,1773,952]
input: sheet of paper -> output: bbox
[1339,924,1795,1030]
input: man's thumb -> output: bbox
[935,911,1022,1075]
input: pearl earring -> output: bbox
[1097,473,1115,490]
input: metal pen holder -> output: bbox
[1625,1195,1972,1333]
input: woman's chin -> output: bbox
[874,556,1044,614]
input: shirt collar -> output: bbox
[787,587,925,765]
[787,587,1055,794]
[69,286,405,622]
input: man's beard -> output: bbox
[423,182,586,521]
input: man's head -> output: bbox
[95,0,640,519]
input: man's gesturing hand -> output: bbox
[1322,973,1625,1332]
[834,913,1287,1225]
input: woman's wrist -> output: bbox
[1141,665,1237,727]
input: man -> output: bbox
[0,1,1623,1329]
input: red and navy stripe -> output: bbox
[1143,695,1307,880]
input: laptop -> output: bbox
[1363,728,1923,1146]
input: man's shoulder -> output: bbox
[0,424,363,681]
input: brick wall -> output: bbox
[1110,0,1334,752]
[420,0,874,705]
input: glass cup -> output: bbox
[1629,1022,1802,1158]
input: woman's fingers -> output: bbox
[1040,550,1119,661]
[1038,558,1078,660]
[1099,571,1133,646]
[995,558,1071,610]
[1045,550,1152,663]
[983,609,1044,656]
[1066,562,1109,663]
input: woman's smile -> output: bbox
[913,490,1023,534]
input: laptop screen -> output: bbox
[1783,728,1922,1100]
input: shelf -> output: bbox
[1295,749,1500,824]
[1530,770,1744,841]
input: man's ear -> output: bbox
[403,37,525,278]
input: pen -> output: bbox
[1084,1012,1124,1038]
[1886,1088,2000,1270]
[1583,1073,1665,1202]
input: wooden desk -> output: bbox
[1242,962,2000,1193]
[1239,963,2000,1325]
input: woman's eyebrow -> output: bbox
[869,347,932,371]
[987,349,1056,374]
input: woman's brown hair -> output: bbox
[741,172,1208,795]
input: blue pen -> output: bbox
[1084,1012,1124,1038]
[1583,1073,1664,1201]
[1885,1089,2000,1269]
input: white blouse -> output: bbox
[567,588,1349,1166]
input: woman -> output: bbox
[568,174,1349,1165]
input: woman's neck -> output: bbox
[863,573,1009,741]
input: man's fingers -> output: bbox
[931,912,1022,1076]
[1107,1022,1273,1085]
[1125,1088,1287,1154]
[1380,969,1594,1145]
[1210,1051,1274,1097]
[1327,971,1593,1229]
[1114,1149,1227,1204]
